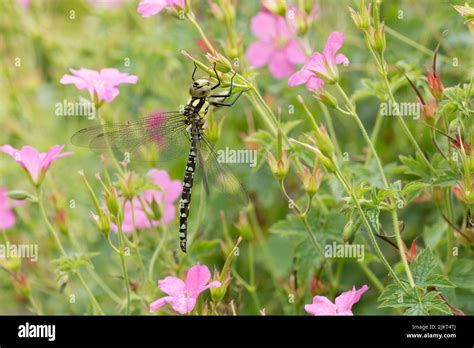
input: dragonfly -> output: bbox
[71,64,248,252]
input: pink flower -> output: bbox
[0,145,72,187]
[113,169,181,233]
[0,187,17,230]
[137,0,185,17]
[246,11,306,79]
[305,285,368,315]
[150,265,221,314]
[289,31,349,91]
[60,68,138,103]
[17,0,29,8]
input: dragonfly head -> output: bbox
[189,79,211,98]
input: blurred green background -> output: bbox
[0,0,472,315]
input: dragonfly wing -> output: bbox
[196,135,249,205]
[71,111,191,163]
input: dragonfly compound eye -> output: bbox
[189,79,211,98]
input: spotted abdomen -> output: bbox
[178,143,197,252]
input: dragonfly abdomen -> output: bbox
[179,142,197,252]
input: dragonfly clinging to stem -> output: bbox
[71,64,248,252]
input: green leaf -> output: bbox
[52,253,99,282]
[449,258,474,289]
[424,274,455,288]
[410,249,455,288]
[399,154,432,181]
[401,182,428,204]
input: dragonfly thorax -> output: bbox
[185,97,209,121]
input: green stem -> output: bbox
[444,188,455,274]
[186,11,216,55]
[334,168,407,292]
[365,109,384,165]
[335,82,415,288]
[318,101,343,158]
[384,26,450,64]
[130,199,146,284]
[36,188,105,314]
[148,225,169,282]
[117,218,131,314]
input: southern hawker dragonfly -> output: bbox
[71,64,248,252]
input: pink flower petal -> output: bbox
[268,51,295,79]
[137,0,168,17]
[204,280,221,290]
[16,146,42,181]
[288,68,313,87]
[170,296,197,314]
[184,265,212,297]
[158,276,186,296]
[335,53,349,65]
[0,187,16,230]
[305,52,328,77]
[161,203,176,225]
[334,285,369,313]
[149,296,174,312]
[285,40,307,65]
[306,76,324,91]
[246,41,275,68]
[250,12,277,42]
[305,296,337,315]
[323,32,345,67]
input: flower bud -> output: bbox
[105,186,120,218]
[373,22,386,54]
[453,181,474,205]
[452,2,474,23]
[149,198,163,220]
[427,72,444,101]
[206,52,233,73]
[420,98,437,123]
[209,2,224,20]
[266,150,290,180]
[313,89,338,109]
[262,0,287,16]
[234,211,253,241]
[348,2,371,32]
[317,153,336,173]
[118,172,135,200]
[313,126,334,159]
[7,190,37,202]
[343,217,362,244]
[92,210,111,236]
[301,166,322,197]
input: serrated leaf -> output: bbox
[424,274,455,288]
[402,182,428,203]
[399,154,432,181]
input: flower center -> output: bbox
[275,36,289,49]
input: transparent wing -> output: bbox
[195,135,249,205]
[70,111,191,163]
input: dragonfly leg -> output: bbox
[210,63,221,90]
[210,89,244,107]
[209,71,236,98]
[192,62,198,81]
